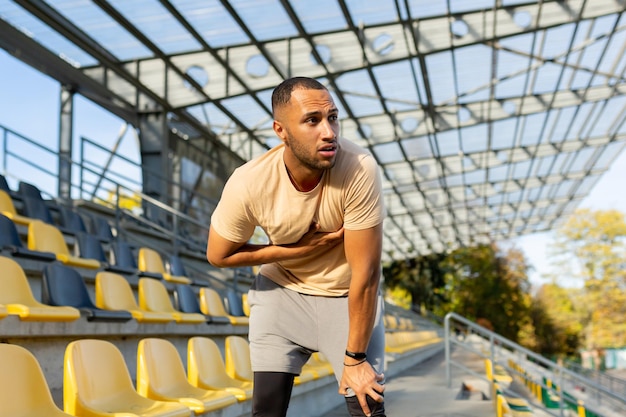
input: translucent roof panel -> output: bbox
[2,0,625,261]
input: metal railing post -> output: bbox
[444,313,451,388]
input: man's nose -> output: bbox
[320,119,337,139]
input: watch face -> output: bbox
[345,350,367,360]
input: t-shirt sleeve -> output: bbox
[210,171,256,243]
[343,154,386,230]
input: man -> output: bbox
[207,76,386,417]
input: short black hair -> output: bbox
[272,77,327,117]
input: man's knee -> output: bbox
[345,395,386,417]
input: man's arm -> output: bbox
[207,223,344,268]
[340,223,385,415]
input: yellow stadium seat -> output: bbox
[199,287,249,326]
[137,338,237,413]
[0,305,7,319]
[224,336,253,382]
[0,344,74,417]
[27,220,100,269]
[0,189,35,226]
[95,271,175,323]
[0,256,80,321]
[138,247,191,284]
[139,278,205,324]
[64,339,191,417]
[302,352,334,379]
[241,293,250,317]
[187,336,253,401]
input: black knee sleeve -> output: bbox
[345,394,386,417]
[252,372,295,417]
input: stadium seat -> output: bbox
[168,254,189,276]
[0,344,74,417]
[224,288,246,317]
[302,352,334,379]
[21,196,55,224]
[241,293,250,317]
[138,247,192,284]
[0,189,34,225]
[136,338,237,413]
[0,305,6,319]
[0,213,56,261]
[224,336,253,382]
[88,215,115,242]
[28,220,101,269]
[59,205,88,234]
[0,256,80,321]
[172,284,229,324]
[76,232,136,274]
[18,181,45,201]
[0,174,11,194]
[138,278,205,324]
[42,263,132,322]
[64,339,191,417]
[199,287,249,326]
[95,271,175,323]
[187,336,254,401]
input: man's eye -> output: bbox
[329,115,338,122]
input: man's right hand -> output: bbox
[294,222,344,254]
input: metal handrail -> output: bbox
[444,312,626,417]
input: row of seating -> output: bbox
[484,358,534,417]
[508,360,598,417]
[0,256,247,325]
[384,330,442,355]
[383,314,416,331]
[0,335,335,417]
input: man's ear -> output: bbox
[273,120,287,143]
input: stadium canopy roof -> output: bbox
[1,0,625,261]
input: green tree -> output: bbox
[551,209,626,348]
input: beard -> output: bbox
[284,130,337,171]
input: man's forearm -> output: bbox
[209,242,306,268]
[346,269,381,355]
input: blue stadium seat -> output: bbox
[224,288,245,317]
[21,196,55,224]
[75,232,136,275]
[18,181,45,201]
[42,262,132,322]
[112,241,161,279]
[59,206,88,234]
[0,213,56,261]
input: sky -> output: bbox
[2,48,626,288]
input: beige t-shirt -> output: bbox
[211,138,385,296]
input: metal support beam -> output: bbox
[58,86,74,200]
[138,112,169,223]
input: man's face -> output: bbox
[273,88,340,171]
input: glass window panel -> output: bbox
[290,0,345,33]
[435,130,460,157]
[229,0,297,41]
[171,0,249,47]
[406,0,447,19]
[373,142,404,164]
[454,44,492,97]
[109,0,201,54]
[461,124,488,153]
[426,51,455,104]
[345,0,399,25]
[402,136,433,160]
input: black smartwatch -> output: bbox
[345,350,367,360]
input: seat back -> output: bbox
[0,189,18,216]
[139,278,176,313]
[0,256,39,305]
[60,206,88,234]
[27,220,70,256]
[112,241,138,269]
[42,263,97,309]
[224,288,245,316]
[138,247,166,274]
[0,174,10,193]
[187,337,234,388]
[76,232,108,262]
[173,284,203,314]
[63,339,140,415]
[0,344,71,416]
[137,338,189,397]
[224,336,253,381]
[92,216,115,242]
[0,213,24,247]
[22,196,54,224]
[168,254,188,276]
[18,181,44,201]
[199,287,229,317]
[241,293,250,317]
[95,271,141,311]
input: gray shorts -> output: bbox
[247,274,386,386]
